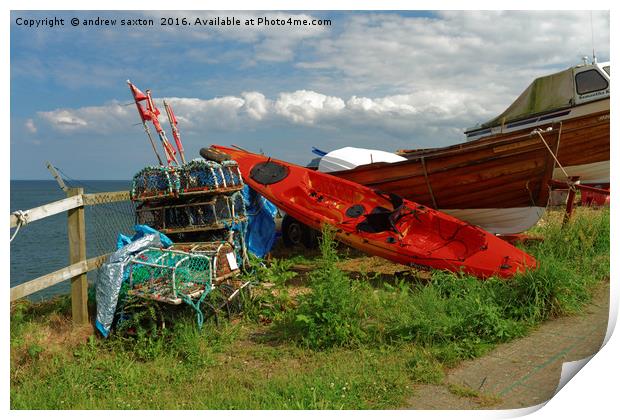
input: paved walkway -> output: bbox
[406,282,610,409]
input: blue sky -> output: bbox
[10,10,609,179]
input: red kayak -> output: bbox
[203,146,537,278]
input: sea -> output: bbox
[10,180,134,301]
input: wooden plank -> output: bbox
[10,254,111,302]
[67,188,89,326]
[82,190,130,206]
[10,194,83,228]
[492,138,540,153]
[46,161,69,192]
[86,253,112,270]
[10,260,89,302]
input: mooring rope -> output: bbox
[532,128,576,192]
[420,156,438,209]
[10,210,29,242]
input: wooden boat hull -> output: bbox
[328,125,562,234]
[207,145,537,278]
[404,106,610,184]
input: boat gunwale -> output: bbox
[463,96,609,135]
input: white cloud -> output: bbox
[274,90,345,124]
[38,110,88,131]
[298,11,609,111]
[31,88,483,145]
[37,102,132,132]
[164,96,245,130]
[24,118,37,134]
[241,92,270,121]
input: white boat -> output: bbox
[462,59,610,185]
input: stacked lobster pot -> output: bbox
[130,158,249,294]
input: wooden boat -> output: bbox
[328,126,561,235]
[204,145,537,279]
[327,61,609,234]
[404,60,610,185]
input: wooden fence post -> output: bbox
[67,187,89,326]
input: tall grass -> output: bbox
[10,208,609,409]
[278,227,369,349]
[277,208,609,355]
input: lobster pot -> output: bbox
[215,195,232,222]
[184,202,218,227]
[131,166,180,201]
[171,241,240,282]
[179,160,241,194]
[221,160,243,187]
[128,248,213,304]
[228,228,248,268]
[230,191,246,219]
[135,205,163,228]
[136,198,245,233]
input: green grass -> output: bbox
[10,207,609,409]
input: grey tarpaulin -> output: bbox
[95,233,163,338]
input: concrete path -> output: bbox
[406,282,610,409]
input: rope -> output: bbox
[181,290,210,329]
[420,156,438,209]
[532,128,576,192]
[10,210,29,242]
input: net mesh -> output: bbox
[180,160,222,192]
[130,166,180,201]
[231,191,246,219]
[85,198,136,259]
[215,195,232,222]
[135,195,247,233]
[221,160,243,187]
[128,248,213,304]
[133,161,243,200]
[170,241,239,281]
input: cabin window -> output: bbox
[575,69,609,95]
[603,65,610,76]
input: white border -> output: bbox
[3,2,616,419]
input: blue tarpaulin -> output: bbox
[242,185,278,258]
[116,224,173,250]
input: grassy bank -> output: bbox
[10,208,609,409]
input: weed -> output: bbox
[279,226,368,349]
[241,255,297,323]
[27,344,44,360]
[447,383,502,407]
[405,349,445,384]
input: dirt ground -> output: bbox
[404,281,610,410]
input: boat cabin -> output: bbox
[465,60,610,140]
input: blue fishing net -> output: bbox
[130,166,180,200]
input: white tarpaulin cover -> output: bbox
[318,147,406,173]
